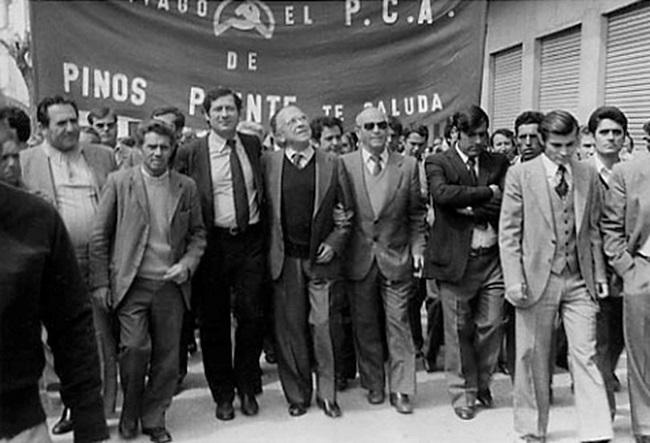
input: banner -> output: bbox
[31,0,487,132]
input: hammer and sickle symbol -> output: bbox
[213,0,275,39]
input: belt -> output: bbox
[469,244,498,258]
[213,223,260,237]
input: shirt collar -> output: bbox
[361,146,389,165]
[140,165,169,181]
[208,131,240,153]
[284,145,314,164]
[454,144,479,167]
[593,154,610,177]
[541,153,572,180]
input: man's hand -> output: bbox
[316,243,335,264]
[505,283,528,307]
[456,207,474,216]
[91,287,112,311]
[412,253,424,278]
[163,263,189,284]
[596,282,609,298]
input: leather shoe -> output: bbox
[118,420,138,440]
[215,401,235,421]
[288,403,308,417]
[476,389,494,408]
[142,427,172,443]
[389,393,413,414]
[581,440,610,443]
[335,377,348,391]
[240,394,259,416]
[454,406,475,420]
[316,397,342,418]
[367,389,385,405]
[51,407,73,435]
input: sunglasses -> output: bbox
[95,122,116,130]
[362,121,388,131]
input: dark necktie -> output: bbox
[228,139,249,230]
[467,157,478,185]
[370,154,382,176]
[555,164,569,198]
[292,152,304,169]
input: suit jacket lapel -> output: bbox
[168,170,184,221]
[351,150,375,220]
[313,151,332,218]
[269,151,284,223]
[448,148,474,184]
[529,157,553,229]
[572,160,588,233]
[376,152,402,219]
[197,137,214,223]
[239,133,263,204]
[478,152,491,186]
[132,168,149,220]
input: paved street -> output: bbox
[48,351,636,443]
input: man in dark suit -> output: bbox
[90,120,206,442]
[500,110,612,443]
[262,105,351,418]
[175,87,266,421]
[424,105,509,421]
[339,106,426,414]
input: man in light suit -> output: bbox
[20,96,118,434]
[175,87,266,421]
[90,120,206,442]
[601,135,650,443]
[262,105,351,418]
[499,110,612,443]
[338,106,426,414]
[584,106,627,419]
[425,105,509,421]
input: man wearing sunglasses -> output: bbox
[338,107,426,414]
[424,105,509,421]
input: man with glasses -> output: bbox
[424,105,509,421]
[88,106,140,169]
[514,111,545,163]
[338,107,426,414]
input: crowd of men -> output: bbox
[1,88,650,443]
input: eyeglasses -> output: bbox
[94,122,116,130]
[362,121,388,131]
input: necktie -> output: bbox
[292,152,304,169]
[370,154,382,176]
[599,168,611,190]
[467,158,478,185]
[228,139,249,230]
[555,164,569,198]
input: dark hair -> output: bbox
[202,87,242,114]
[136,119,178,165]
[539,110,579,143]
[404,125,429,140]
[443,115,456,143]
[514,111,544,135]
[0,106,31,142]
[388,116,403,136]
[36,95,79,127]
[450,105,489,134]
[151,106,185,131]
[587,106,628,134]
[310,116,343,141]
[490,128,515,147]
[643,120,650,136]
[118,136,137,148]
[87,106,116,125]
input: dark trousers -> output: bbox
[439,250,504,408]
[198,225,265,403]
[117,278,184,429]
[424,279,444,368]
[596,295,624,415]
[408,278,427,352]
[330,283,356,381]
[273,256,337,405]
[349,263,416,395]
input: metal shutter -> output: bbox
[605,2,650,149]
[539,27,581,116]
[491,45,522,130]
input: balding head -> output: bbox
[355,107,388,154]
[272,105,311,150]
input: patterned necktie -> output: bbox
[466,157,478,185]
[292,152,304,169]
[369,154,382,176]
[228,139,249,230]
[555,164,569,198]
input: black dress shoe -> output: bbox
[143,427,172,443]
[389,393,413,414]
[215,401,235,421]
[335,377,348,391]
[51,407,73,435]
[476,389,494,408]
[288,403,308,417]
[240,393,259,416]
[118,420,138,440]
[367,389,385,405]
[316,397,342,418]
[453,406,475,420]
